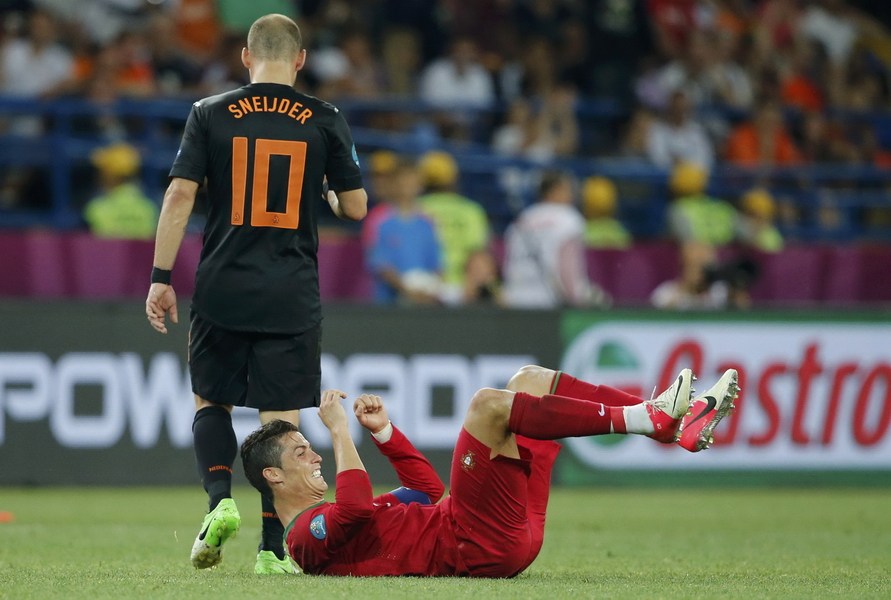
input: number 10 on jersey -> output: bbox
[231,137,307,229]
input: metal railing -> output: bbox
[0,95,889,240]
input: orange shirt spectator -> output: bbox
[725,101,801,166]
[782,75,824,112]
[175,0,222,61]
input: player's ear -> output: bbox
[263,466,283,485]
[294,48,307,73]
[241,47,251,69]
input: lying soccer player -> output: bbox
[240,365,738,577]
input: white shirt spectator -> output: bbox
[0,39,72,97]
[503,201,606,309]
[647,119,714,170]
[799,4,858,65]
[34,0,146,45]
[655,61,753,109]
[418,58,494,108]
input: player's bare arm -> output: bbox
[327,187,367,221]
[146,177,199,334]
[319,390,366,474]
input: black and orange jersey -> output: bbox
[171,82,362,333]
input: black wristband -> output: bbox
[151,267,172,285]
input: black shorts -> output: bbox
[188,311,321,411]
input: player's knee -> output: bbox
[506,365,555,395]
[467,387,513,426]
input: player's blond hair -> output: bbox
[247,14,302,61]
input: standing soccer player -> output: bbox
[145,14,367,573]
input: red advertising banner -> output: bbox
[559,313,891,470]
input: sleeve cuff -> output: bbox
[371,421,393,444]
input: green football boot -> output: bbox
[255,550,300,574]
[190,498,241,569]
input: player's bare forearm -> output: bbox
[330,426,366,475]
[328,188,367,221]
[153,178,198,269]
[320,390,367,474]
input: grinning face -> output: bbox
[267,431,327,499]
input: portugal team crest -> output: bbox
[309,514,327,540]
[460,450,476,471]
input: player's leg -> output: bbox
[468,368,694,450]
[448,390,560,577]
[188,312,249,569]
[516,434,560,571]
[247,323,321,575]
[190,394,242,569]
[507,364,644,407]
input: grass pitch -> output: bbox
[0,486,888,599]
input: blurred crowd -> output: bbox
[1,0,890,310]
[2,1,890,156]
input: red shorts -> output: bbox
[447,428,561,578]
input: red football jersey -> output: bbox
[284,426,468,576]
[285,425,560,577]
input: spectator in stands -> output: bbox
[0,9,76,208]
[646,89,714,171]
[380,27,423,97]
[646,0,703,61]
[365,159,442,305]
[779,38,827,113]
[417,151,490,297]
[667,162,737,247]
[799,0,860,68]
[503,170,610,309]
[492,84,580,163]
[83,142,157,240]
[32,0,150,47]
[172,0,222,63]
[146,12,202,97]
[516,35,559,100]
[441,248,504,307]
[649,29,753,111]
[724,99,801,167]
[556,20,591,94]
[512,0,574,43]
[418,35,495,139]
[650,241,731,310]
[200,32,251,96]
[585,0,654,102]
[0,9,74,105]
[797,110,855,164]
[360,150,399,248]
[737,187,784,253]
[311,28,385,100]
[619,107,656,160]
[418,35,494,109]
[107,28,156,97]
[581,176,631,249]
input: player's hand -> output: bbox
[319,389,349,431]
[146,283,178,334]
[353,394,389,433]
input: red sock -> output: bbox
[552,372,643,407]
[508,392,627,440]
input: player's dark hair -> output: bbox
[240,419,299,499]
[247,14,302,61]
